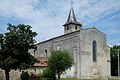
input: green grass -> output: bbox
[61,77,118,80]
[61,78,79,80]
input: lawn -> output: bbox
[61,76,118,80]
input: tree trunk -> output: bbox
[58,74,60,80]
[5,70,9,80]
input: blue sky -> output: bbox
[0,0,120,46]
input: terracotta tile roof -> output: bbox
[33,57,48,67]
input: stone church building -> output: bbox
[31,7,111,78]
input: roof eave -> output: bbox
[63,22,82,26]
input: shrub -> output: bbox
[28,72,42,80]
[42,68,56,80]
[20,71,30,80]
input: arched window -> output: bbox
[45,49,47,57]
[66,26,69,30]
[75,26,77,30]
[93,40,97,62]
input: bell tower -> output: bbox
[63,4,82,34]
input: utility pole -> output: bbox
[118,49,120,80]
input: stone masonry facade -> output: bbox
[31,28,110,78]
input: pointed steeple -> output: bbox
[63,5,82,26]
[63,3,82,34]
[66,1,76,22]
[67,7,77,22]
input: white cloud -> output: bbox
[108,39,120,46]
[117,43,120,45]
[0,0,120,45]
[109,39,120,43]
[107,26,120,33]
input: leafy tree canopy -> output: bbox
[0,24,38,80]
[48,50,73,80]
[110,45,120,76]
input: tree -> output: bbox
[42,68,56,80]
[48,50,73,80]
[0,24,38,80]
[20,71,30,80]
[110,45,120,76]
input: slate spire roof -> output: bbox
[67,7,77,22]
[63,6,82,26]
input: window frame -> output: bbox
[92,40,97,62]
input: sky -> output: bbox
[0,0,120,46]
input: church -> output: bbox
[31,6,111,78]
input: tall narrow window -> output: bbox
[45,49,47,57]
[66,26,69,30]
[93,40,97,62]
[75,26,77,30]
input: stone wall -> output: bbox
[0,68,44,80]
[29,28,110,79]
[0,70,5,80]
[30,31,80,78]
[80,28,110,78]
[0,69,21,80]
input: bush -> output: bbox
[20,71,30,80]
[28,72,42,80]
[42,68,56,80]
